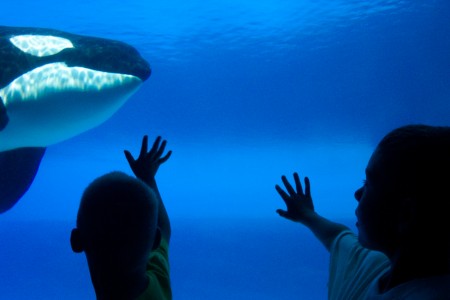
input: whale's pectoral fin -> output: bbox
[0,97,8,130]
[0,147,46,213]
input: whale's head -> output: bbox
[0,26,151,151]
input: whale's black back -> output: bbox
[0,25,151,89]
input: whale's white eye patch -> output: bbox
[9,35,74,57]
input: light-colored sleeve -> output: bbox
[328,230,390,300]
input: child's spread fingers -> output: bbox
[294,172,303,195]
[282,176,296,196]
[155,140,167,158]
[124,150,135,165]
[275,185,291,203]
[276,209,288,218]
[159,150,172,164]
[304,177,311,197]
[139,135,148,158]
[149,136,161,157]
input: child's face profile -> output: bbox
[354,147,400,254]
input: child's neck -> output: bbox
[90,265,149,300]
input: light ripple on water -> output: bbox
[2,0,418,60]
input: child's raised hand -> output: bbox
[124,135,172,185]
[275,172,315,223]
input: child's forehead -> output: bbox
[366,148,396,178]
[367,148,385,171]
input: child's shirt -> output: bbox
[136,238,172,300]
[328,230,450,300]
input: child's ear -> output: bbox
[152,228,162,251]
[70,228,84,253]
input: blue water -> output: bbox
[1,1,450,299]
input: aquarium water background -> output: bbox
[1,0,450,299]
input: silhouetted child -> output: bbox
[276,124,450,299]
[71,135,172,300]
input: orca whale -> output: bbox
[0,25,151,213]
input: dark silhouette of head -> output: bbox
[377,124,450,198]
[355,124,450,257]
[71,171,160,282]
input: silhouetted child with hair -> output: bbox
[276,124,450,299]
[71,135,172,300]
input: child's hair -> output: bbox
[377,124,450,245]
[377,124,450,198]
[76,171,158,255]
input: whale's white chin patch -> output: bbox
[0,63,143,151]
[10,35,74,57]
[1,62,141,104]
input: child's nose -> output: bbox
[354,187,363,201]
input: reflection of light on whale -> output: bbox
[0,62,142,151]
[9,35,74,57]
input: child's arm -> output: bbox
[276,173,349,251]
[124,135,172,243]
